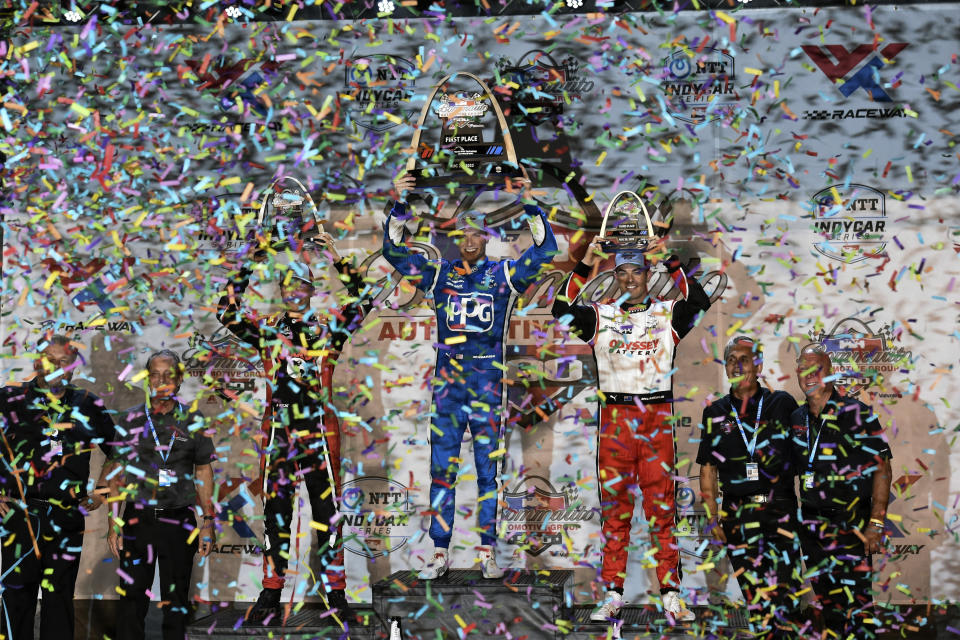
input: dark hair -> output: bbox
[146,349,182,373]
[38,334,78,357]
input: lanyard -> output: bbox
[804,408,827,468]
[145,404,181,467]
[729,394,763,460]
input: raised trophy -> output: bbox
[407,71,523,190]
[597,190,656,252]
[255,176,323,251]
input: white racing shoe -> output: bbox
[662,590,696,622]
[477,546,505,579]
[590,590,624,621]
[417,550,449,580]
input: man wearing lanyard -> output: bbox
[105,349,217,640]
[697,336,800,637]
[790,344,892,638]
[0,334,115,640]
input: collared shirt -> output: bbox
[0,380,114,502]
[789,389,892,510]
[697,387,798,499]
[112,403,215,509]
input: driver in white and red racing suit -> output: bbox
[551,237,710,622]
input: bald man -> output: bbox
[789,344,892,638]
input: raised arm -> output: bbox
[381,175,441,294]
[666,255,711,340]
[216,260,264,347]
[506,203,559,293]
[550,238,604,343]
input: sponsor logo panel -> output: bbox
[340,476,417,558]
[810,184,887,263]
[342,54,417,132]
[661,48,740,124]
[808,316,912,396]
[502,475,595,557]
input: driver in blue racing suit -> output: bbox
[385,174,558,579]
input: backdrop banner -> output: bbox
[1,3,958,612]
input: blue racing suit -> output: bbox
[383,201,557,547]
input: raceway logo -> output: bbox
[191,194,259,253]
[801,42,910,119]
[342,54,417,132]
[339,476,416,558]
[179,55,282,117]
[444,292,495,332]
[810,183,887,263]
[502,475,595,557]
[807,316,913,396]
[495,51,595,124]
[661,48,740,124]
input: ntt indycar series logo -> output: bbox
[342,54,417,132]
[661,48,740,124]
[811,184,887,263]
[340,476,416,558]
[808,317,912,396]
[502,475,595,556]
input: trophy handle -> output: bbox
[598,190,655,240]
[406,71,519,176]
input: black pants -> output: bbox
[0,500,85,640]
[115,505,198,640]
[799,506,875,639]
[720,498,802,638]
[262,431,337,590]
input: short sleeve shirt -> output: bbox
[697,388,799,499]
[788,390,892,511]
[113,403,216,509]
[0,381,115,502]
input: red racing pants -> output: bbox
[597,399,681,593]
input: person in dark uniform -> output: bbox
[217,231,371,624]
[0,334,115,640]
[697,336,801,637]
[790,343,892,638]
[105,349,217,640]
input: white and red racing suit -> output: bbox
[551,257,710,593]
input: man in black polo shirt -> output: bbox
[697,336,800,637]
[106,349,217,640]
[0,334,115,640]
[789,344,892,638]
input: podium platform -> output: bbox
[187,570,752,639]
[374,569,570,639]
[565,604,750,639]
[186,604,378,639]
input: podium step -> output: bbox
[186,604,379,639]
[564,604,751,639]
[373,569,572,639]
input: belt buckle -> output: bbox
[750,494,768,504]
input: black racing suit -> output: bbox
[217,257,369,593]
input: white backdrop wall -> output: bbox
[1,2,958,608]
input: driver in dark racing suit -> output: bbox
[217,232,371,625]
